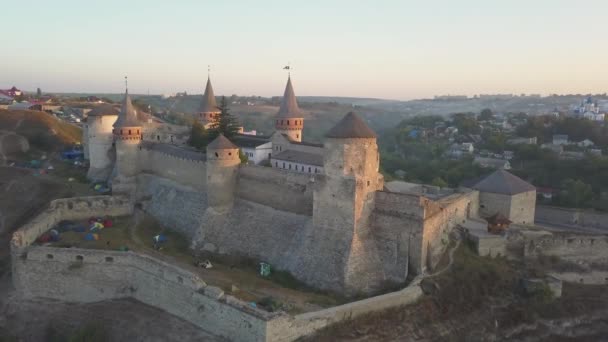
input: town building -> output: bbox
[552,134,569,145]
[473,157,511,170]
[468,169,536,225]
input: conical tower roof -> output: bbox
[326,112,376,139]
[207,133,238,150]
[200,77,219,113]
[277,76,301,118]
[113,89,141,128]
[473,169,535,195]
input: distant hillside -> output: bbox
[0,110,81,151]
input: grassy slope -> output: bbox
[310,244,608,341]
[0,109,81,151]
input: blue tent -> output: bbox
[61,150,84,160]
[153,234,168,243]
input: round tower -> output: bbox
[275,76,304,142]
[198,76,220,128]
[86,104,119,181]
[206,134,240,209]
[112,87,142,179]
[314,112,383,229]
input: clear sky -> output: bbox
[1,0,606,100]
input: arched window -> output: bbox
[282,162,285,168]
[308,167,311,173]
[287,120,290,125]
[275,162,278,167]
[128,130,131,135]
[289,164,292,169]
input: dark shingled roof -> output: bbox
[113,90,141,128]
[200,77,219,113]
[472,169,536,195]
[87,104,119,117]
[279,133,324,148]
[141,141,206,161]
[326,112,376,139]
[272,149,323,166]
[207,134,238,150]
[277,76,302,118]
[232,134,271,148]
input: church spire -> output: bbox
[200,76,219,113]
[277,75,301,118]
[113,77,140,128]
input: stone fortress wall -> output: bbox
[236,165,314,215]
[535,205,608,231]
[138,144,207,191]
[127,141,475,293]
[11,196,425,342]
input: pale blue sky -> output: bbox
[1,0,606,99]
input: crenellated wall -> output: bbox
[236,165,314,215]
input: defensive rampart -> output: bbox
[11,195,426,341]
[535,205,608,231]
[135,174,207,238]
[236,165,314,215]
[138,145,207,191]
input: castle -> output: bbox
[82,76,536,294]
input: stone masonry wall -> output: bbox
[536,205,608,231]
[508,191,536,225]
[523,231,608,263]
[371,191,424,282]
[11,196,132,248]
[236,165,314,215]
[421,193,472,272]
[11,197,428,342]
[12,246,272,342]
[135,174,207,239]
[138,147,206,191]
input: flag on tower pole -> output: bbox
[283,65,290,70]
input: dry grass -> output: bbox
[0,109,81,150]
[309,244,608,341]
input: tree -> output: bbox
[431,177,448,188]
[209,96,241,140]
[188,121,208,150]
[451,113,481,135]
[36,88,42,98]
[478,108,494,121]
[558,179,593,208]
[239,150,248,164]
